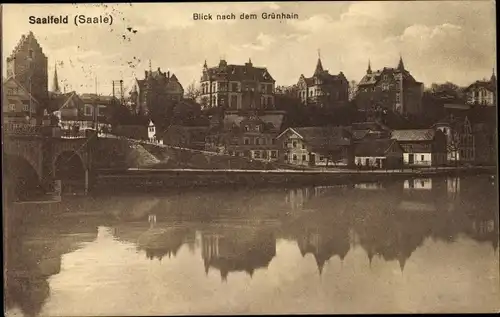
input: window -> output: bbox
[302,144,305,149]
[244,138,250,145]
[320,156,325,161]
[284,155,288,161]
[28,49,34,59]
[272,139,276,145]
[262,138,266,145]
[255,138,260,145]
[256,125,261,132]
[230,95,238,109]
[98,105,106,117]
[245,125,249,132]
[9,104,16,112]
[382,83,389,91]
[395,93,401,102]
[84,104,93,116]
[302,155,307,161]
[254,151,261,159]
[271,151,277,158]
[260,84,265,92]
[421,155,425,161]
[293,154,297,161]
[231,83,238,92]
[293,141,297,148]
[23,104,29,112]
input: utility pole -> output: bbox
[94,77,98,131]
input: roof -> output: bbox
[464,80,495,93]
[203,61,275,83]
[7,31,44,62]
[47,91,81,112]
[391,129,436,142]
[352,121,389,131]
[358,67,420,87]
[135,72,183,93]
[3,76,40,105]
[354,139,399,157]
[223,113,284,132]
[278,126,351,151]
[80,93,119,104]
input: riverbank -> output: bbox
[94,166,497,192]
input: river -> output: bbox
[3,175,499,315]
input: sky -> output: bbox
[2,1,497,95]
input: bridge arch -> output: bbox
[3,154,44,202]
[53,150,86,179]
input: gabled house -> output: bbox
[205,110,284,161]
[162,125,209,150]
[48,92,114,134]
[354,138,404,169]
[391,129,447,166]
[199,58,275,110]
[464,71,496,106]
[434,107,496,165]
[351,121,392,142]
[296,56,349,108]
[276,126,352,167]
[3,76,40,124]
[131,66,184,115]
[356,56,424,116]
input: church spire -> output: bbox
[397,54,405,71]
[314,50,324,76]
[490,68,496,83]
[367,59,372,74]
[53,62,61,93]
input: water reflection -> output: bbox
[3,175,499,315]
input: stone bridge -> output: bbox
[3,123,98,196]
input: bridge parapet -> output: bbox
[3,122,41,136]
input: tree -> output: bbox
[185,80,201,100]
[348,80,358,101]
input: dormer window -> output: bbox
[256,125,261,132]
[28,49,34,60]
[244,125,249,132]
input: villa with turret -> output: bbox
[355,56,424,116]
[296,53,349,108]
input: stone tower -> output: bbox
[6,31,48,106]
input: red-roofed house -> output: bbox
[391,129,447,166]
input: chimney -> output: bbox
[167,71,170,78]
[145,70,148,78]
[157,67,161,72]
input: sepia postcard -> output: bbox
[2,1,499,316]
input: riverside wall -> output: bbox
[94,166,497,192]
